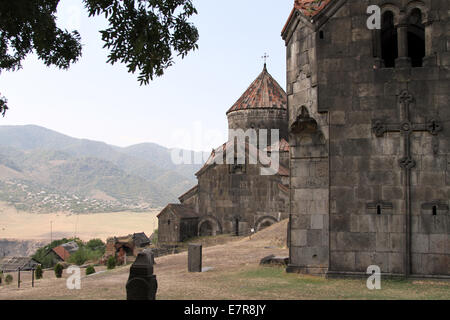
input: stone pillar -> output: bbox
[395,18,411,68]
[286,113,329,276]
[126,249,157,300]
[188,244,202,273]
[423,22,436,66]
[372,30,384,68]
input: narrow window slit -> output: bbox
[432,206,437,216]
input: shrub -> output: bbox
[86,239,105,253]
[35,265,43,280]
[0,271,3,285]
[107,256,116,270]
[151,230,158,245]
[86,265,96,276]
[5,274,13,285]
[68,247,103,266]
[54,263,63,278]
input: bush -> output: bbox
[107,256,116,270]
[35,265,43,280]
[32,237,82,269]
[86,239,105,253]
[86,265,96,276]
[0,271,3,285]
[54,263,63,278]
[151,230,158,245]
[68,247,103,266]
[5,274,13,285]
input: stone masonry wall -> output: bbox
[285,10,330,274]
[228,109,289,142]
[285,0,449,276]
[197,163,289,235]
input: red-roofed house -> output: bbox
[49,241,79,262]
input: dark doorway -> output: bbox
[407,8,425,67]
[199,221,213,237]
[381,11,398,68]
[235,218,239,236]
[259,220,274,231]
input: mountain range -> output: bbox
[0,125,206,213]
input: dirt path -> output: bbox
[1,219,448,300]
[0,221,289,300]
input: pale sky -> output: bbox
[0,0,293,151]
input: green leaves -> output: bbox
[0,94,7,117]
[0,0,82,72]
[0,0,199,115]
[84,0,199,85]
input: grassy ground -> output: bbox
[0,220,448,300]
[216,267,450,300]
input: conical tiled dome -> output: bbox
[226,65,287,115]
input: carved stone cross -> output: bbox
[372,89,443,276]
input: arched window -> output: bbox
[381,11,398,68]
[407,8,425,67]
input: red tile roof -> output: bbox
[278,183,290,194]
[277,165,289,177]
[264,139,290,152]
[52,246,71,261]
[282,0,332,35]
[294,0,331,17]
[226,65,287,114]
[196,141,290,177]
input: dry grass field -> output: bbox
[0,202,159,241]
[1,220,449,300]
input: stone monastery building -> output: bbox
[284,0,449,278]
[158,0,449,279]
[157,65,290,243]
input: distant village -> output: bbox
[0,231,160,285]
[0,180,152,213]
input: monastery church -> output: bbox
[158,0,449,278]
[157,64,291,242]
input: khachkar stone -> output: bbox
[372,89,443,276]
[126,249,158,300]
[188,244,202,273]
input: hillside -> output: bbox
[0,125,203,212]
[0,239,48,257]
[1,219,448,300]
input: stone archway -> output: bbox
[255,216,278,232]
[198,216,222,237]
[199,220,213,236]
